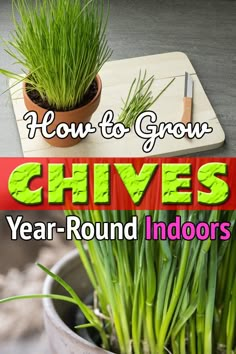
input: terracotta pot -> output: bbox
[43,250,114,354]
[23,75,102,147]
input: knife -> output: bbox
[181,72,193,125]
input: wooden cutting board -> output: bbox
[10,52,225,157]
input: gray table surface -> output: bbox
[0,0,235,353]
[0,0,235,157]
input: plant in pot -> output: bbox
[0,0,112,147]
[1,209,236,354]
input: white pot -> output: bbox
[43,250,113,354]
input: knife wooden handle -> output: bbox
[181,97,192,125]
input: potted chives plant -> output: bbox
[0,0,112,147]
[1,209,236,354]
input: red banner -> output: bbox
[0,157,235,210]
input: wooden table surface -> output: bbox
[0,0,235,352]
[11,52,225,157]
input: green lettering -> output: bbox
[162,163,192,204]
[48,163,88,204]
[198,163,229,205]
[94,164,110,204]
[115,163,158,205]
[8,163,42,205]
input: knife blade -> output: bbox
[182,72,193,125]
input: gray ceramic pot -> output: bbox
[43,250,114,354]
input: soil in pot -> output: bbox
[63,294,103,348]
[74,308,103,347]
[26,79,98,112]
[73,294,120,353]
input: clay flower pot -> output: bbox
[43,250,114,354]
[23,75,102,147]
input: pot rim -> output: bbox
[43,249,113,353]
[23,74,102,114]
